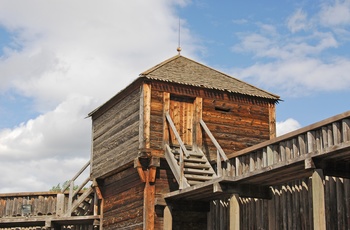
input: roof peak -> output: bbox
[140,55,280,100]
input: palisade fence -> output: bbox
[208,177,350,230]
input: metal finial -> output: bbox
[177,46,182,54]
[177,17,181,54]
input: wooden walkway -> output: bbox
[1,111,349,229]
[0,162,102,230]
[164,110,350,201]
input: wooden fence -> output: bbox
[208,176,350,230]
[0,192,59,218]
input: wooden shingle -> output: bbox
[140,54,280,101]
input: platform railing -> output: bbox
[200,119,229,176]
[224,110,350,179]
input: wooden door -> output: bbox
[169,95,194,146]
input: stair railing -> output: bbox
[165,112,190,158]
[165,112,191,189]
[200,119,229,176]
[60,160,92,216]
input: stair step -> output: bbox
[175,156,207,163]
[184,157,207,163]
[184,168,215,175]
[184,162,211,169]
[184,174,213,181]
[187,180,207,185]
[172,149,204,157]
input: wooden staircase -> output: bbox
[165,145,217,188]
[165,112,229,189]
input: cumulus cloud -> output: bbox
[276,118,301,136]
[231,2,349,97]
[0,0,197,192]
[319,0,350,26]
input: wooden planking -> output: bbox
[202,97,271,161]
[148,82,274,160]
[205,177,350,230]
[92,87,140,179]
[93,87,140,139]
[0,194,58,218]
[102,167,144,230]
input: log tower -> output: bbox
[88,54,279,229]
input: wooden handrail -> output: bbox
[164,144,189,189]
[200,119,228,161]
[61,160,90,193]
[165,112,190,158]
[60,160,92,217]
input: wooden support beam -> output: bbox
[56,193,65,217]
[229,194,240,230]
[269,103,276,139]
[163,205,172,230]
[139,83,151,151]
[143,170,155,230]
[312,169,326,230]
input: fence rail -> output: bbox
[221,110,350,183]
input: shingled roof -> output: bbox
[140,54,280,101]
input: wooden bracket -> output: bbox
[305,157,315,169]
[138,148,152,158]
[134,156,160,183]
[94,186,103,200]
[149,167,157,183]
[213,182,223,193]
[149,156,160,167]
[134,158,146,182]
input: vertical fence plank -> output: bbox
[312,169,326,230]
[333,122,341,145]
[342,119,350,142]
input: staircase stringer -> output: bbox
[165,144,190,189]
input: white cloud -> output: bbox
[287,9,309,33]
[230,2,349,97]
[234,56,350,97]
[276,118,301,136]
[0,95,94,193]
[0,0,198,192]
[319,0,350,26]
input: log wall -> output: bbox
[150,82,274,161]
[208,176,350,230]
[91,87,141,179]
[101,166,144,230]
[202,95,272,161]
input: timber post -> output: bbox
[312,169,326,230]
[229,194,240,230]
[135,156,160,230]
[163,205,173,230]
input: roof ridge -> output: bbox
[140,54,181,76]
[141,55,279,100]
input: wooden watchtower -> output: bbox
[1,55,349,230]
[88,54,280,229]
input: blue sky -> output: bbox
[0,0,349,192]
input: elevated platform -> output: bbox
[164,110,350,201]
